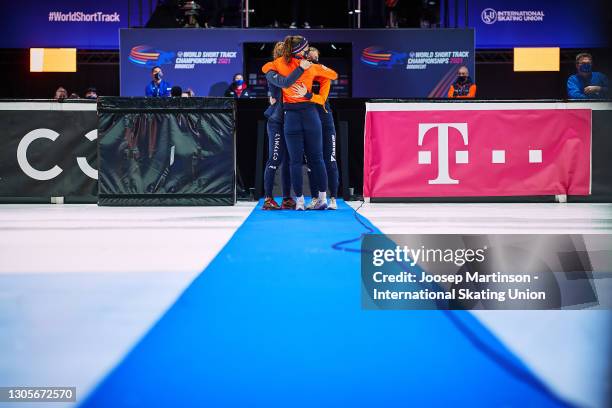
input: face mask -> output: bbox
[579,63,592,73]
[234,79,244,86]
[457,76,467,83]
[154,72,162,80]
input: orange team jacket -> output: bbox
[447,83,477,98]
[262,57,338,105]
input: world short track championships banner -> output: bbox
[364,102,592,198]
[120,29,474,98]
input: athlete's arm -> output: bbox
[312,64,338,80]
[265,66,304,89]
[262,61,277,74]
[307,77,331,106]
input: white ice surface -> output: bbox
[350,202,612,408]
[0,203,255,407]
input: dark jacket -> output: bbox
[264,66,304,124]
[225,83,250,98]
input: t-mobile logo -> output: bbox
[418,122,544,185]
[418,123,468,185]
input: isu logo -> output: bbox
[418,123,543,185]
[17,128,98,181]
[481,8,497,24]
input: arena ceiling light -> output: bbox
[30,48,77,72]
[513,47,560,72]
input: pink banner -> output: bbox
[364,106,592,198]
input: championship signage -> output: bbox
[120,28,474,98]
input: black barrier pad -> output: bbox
[97,97,236,206]
[97,96,235,112]
[99,195,234,207]
[0,105,97,203]
[569,109,612,203]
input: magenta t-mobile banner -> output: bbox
[364,102,592,198]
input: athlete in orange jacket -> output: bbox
[260,36,337,210]
[261,44,337,106]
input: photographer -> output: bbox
[145,66,172,97]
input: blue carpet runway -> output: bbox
[81,200,571,407]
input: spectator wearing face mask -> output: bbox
[54,86,68,100]
[567,53,609,99]
[225,73,250,98]
[447,66,476,99]
[84,87,98,99]
[145,66,172,97]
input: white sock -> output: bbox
[318,191,327,202]
[296,195,305,203]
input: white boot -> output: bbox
[314,192,328,210]
[305,197,319,210]
[296,195,305,211]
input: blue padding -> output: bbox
[81,200,571,407]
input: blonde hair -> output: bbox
[273,42,285,59]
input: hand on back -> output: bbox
[291,83,308,97]
[299,59,312,70]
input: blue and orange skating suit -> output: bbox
[262,57,338,106]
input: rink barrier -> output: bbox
[96,97,236,206]
[1,99,611,204]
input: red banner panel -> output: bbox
[364,103,592,198]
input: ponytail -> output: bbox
[282,36,294,63]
